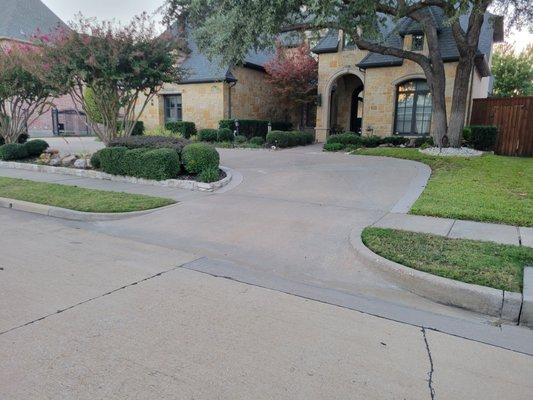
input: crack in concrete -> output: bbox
[421,328,436,400]
[0,261,200,336]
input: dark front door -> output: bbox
[350,88,363,133]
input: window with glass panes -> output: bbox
[394,80,432,135]
[164,94,182,123]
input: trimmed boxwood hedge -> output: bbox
[96,147,181,180]
[249,136,265,146]
[182,143,220,174]
[463,125,498,151]
[198,129,218,142]
[25,139,49,156]
[323,142,345,152]
[108,135,190,154]
[0,143,28,160]
[217,128,234,142]
[326,133,363,146]
[165,121,197,139]
[219,119,269,139]
[266,131,315,148]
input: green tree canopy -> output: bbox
[492,44,533,97]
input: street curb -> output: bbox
[0,197,177,222]
[349,227,522,322]
[0,161,233,192]
[390,160,431,214]
[519,267,533,328]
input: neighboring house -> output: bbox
[0,0,81,137]
[312,9,504,141]
[141,25,302,131]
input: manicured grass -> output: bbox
[362,227,533,292]
[353,148,533,227]
[0,177,175,213]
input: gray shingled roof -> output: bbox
[0,0,66,41]
[312,8,499,73]
[358,9,498,70]
[171,24,275,84]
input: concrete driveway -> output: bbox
[1,144,533,399]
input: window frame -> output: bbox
[393,79,432,136]
[163,94,183,123]
[411,34,424,51]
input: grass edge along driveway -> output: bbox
[0,177,175,213]
[353,148,532,227]
[362,227,533,292]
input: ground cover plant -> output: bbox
[362,227,533,292]
[0,176,174,213]
[354,148,533,226]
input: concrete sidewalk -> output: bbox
[374,213,532,247]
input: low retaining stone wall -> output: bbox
[0,161,232,192]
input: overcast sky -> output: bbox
[42,0,531,51]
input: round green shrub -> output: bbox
[98,147,128,175]
[235,135,247,144]
[266,131,290,147]
[198,166,220,183]
[139,148,181,180]
[165,121,197,139]
[249,136,265,146]
[182,143,220,174]
[24,139,49,157]
[360,135,382,148]
[90,151,102,169]
[0,143,29,160]
[326,133,362,146]
[198,129,218,142]
[463,125,498,150]
[217,128,234,142]
[381,136,409,146]
[323,142,345,152]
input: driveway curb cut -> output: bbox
[349,227,522,322]
[0,161,233,192]
[0,197,178,221]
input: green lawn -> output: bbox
[353,148,533,227]
[0,177,175,213]
[362,227,533,292]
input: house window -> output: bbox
[411,34,424,51]
[164,94,182,123]
[394,80,432,135]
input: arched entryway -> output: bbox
[324,69,364,135]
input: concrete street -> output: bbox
[1,139,532,399]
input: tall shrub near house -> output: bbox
[492,44,533,97]
[42,14,184,145]
[0,43,63,143]
[264,42,318,129]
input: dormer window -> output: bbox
[411,34,424,51]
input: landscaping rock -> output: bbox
[73,158,89,169]
[61,155,77,166]
[420,147,482,157]
[49,157,61,166]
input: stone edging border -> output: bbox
[0,161,232,192]
[349,227,523,323]
[0,197,178,222]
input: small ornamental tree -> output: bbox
[265,42,318,128]
[42,14,183,145]
[0,43,61,143]
[492,44,533,97]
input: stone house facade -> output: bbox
[140,27,300,132]
[312,10,503,142]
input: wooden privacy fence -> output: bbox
[470,97,532,157]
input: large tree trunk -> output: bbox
[448,58,474,147]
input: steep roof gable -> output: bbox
[0,0,66,41]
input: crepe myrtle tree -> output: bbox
[163,0,531,147]
[0,42,62,144]
[41,14,183,145]
[264,42,318,129]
